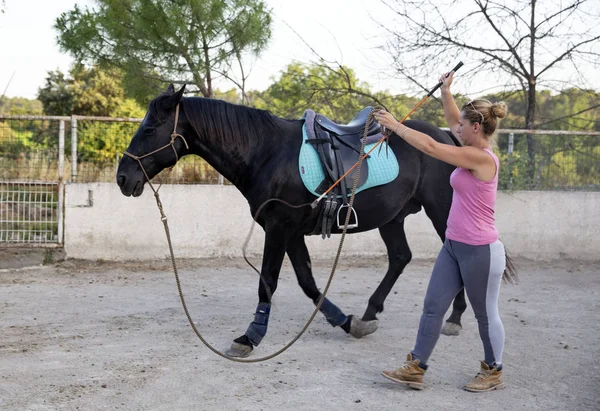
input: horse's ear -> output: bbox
[161,84,186,109]
[166,83,175,94]
[176,84,186,101]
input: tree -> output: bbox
[379,0,600,180]
[55,0,272,98]
[69,64,126,117]
[0,97,43,116]
[37,70,74,116]
[36,66,146,162]
[38,65,128,117]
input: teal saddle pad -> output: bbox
[298,123,399,197]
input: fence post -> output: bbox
[71,115,78,181]
[508,132,514,190]
[58,120,65,244]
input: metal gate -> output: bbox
[0,181,61,244]
[0,116,67,246]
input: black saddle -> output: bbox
[305,107,382,234]
[308,107,381,195]
[316,107,380,136]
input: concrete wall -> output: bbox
[64,183,600,261]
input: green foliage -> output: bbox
[82,97,145,163]
[0,95,55,160]
[76,90,146,163]
[70,64,125,117]
[37,70,74,116]
[248,62,599,191]
[0,97,43,116]
[120,62,167,107]
[213,88,244,104]
[4,58,600,189]
[481,88,600,190]
[497,149,532,190]
[494,132,600,190]
[479,89,600,132]
[0,121,22,157]
[32,65,147,164]
[55,0,272,98]
[77,121,140,163]
[250,62,414,122]
[539,89,600,131]
[37,65,132,117]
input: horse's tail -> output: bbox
[502,250,519,284]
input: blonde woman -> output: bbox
[374,71,510,392]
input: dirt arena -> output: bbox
[1,249,599,411]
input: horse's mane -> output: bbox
[180,97,280,149]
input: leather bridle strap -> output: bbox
[123,104,189,187]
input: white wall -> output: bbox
[64,183,600,261]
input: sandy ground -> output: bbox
[0,251,599,411]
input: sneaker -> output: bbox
[382,353,426,390]
[464,361,505,392]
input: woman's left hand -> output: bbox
[373,109,400,133]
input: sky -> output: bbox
[0,0,398,100]
[1,0,598,101]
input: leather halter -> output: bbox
[123,104,189,184]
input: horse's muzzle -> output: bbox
[116,172,145,197]
[117,174,126,189]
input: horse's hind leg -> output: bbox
[226,227,289,358]
[352,199,422,338]
[287,234,354,334]
[352,214,415,339]
[441,288,466,335]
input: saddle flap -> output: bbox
[299,108,399,206]
[334,137,369,190]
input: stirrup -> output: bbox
[337,204,358,229]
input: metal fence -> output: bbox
[71,117,221,184]
[3,115,599,187]
[497,129,600,191]
[1,114,600,244]
[0,181,60,244]
[0,117,66,246]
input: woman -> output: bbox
[374,71,509,392]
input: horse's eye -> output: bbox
[144,127,156,136]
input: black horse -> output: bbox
[116,85,468,357]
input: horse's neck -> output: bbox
[184,106,282,190]
[188,135,248,188]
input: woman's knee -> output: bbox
[423,295,450,317]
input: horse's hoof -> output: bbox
[441,322,462,336]
[225,342,253,358]
[349,316,379,339]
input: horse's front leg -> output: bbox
[286,234,355,334]
[226,227,289,358]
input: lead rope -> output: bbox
[139,107,375,362]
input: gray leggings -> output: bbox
[412,239,506,367]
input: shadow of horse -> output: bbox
[116,85,467,357]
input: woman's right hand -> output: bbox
[440,71,454,91]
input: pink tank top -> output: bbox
[445,148,499,245]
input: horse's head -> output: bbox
[116,84,187,197]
